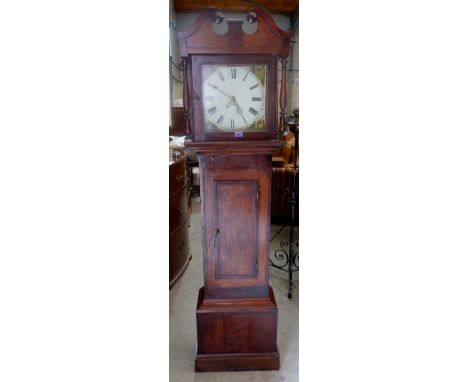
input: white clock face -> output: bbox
[202,65,266,132]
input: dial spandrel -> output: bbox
[202,65,266,133]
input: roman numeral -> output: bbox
[216,115,224,125]
[242,72,249,82]
[208,106,217,115]
[231,119,235,129]
[252,97,261,101]
[205,96,214,101]
[248,107,258,116]
[249,84,259,90]
[217,72,225,81]
[231,68,236,79]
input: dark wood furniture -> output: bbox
[178,7,291,372]
[169,155,191,288]
[271,167,299,222]
[271,125,299,222]
[170,107,186,136]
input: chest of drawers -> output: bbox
[169,156,191,288]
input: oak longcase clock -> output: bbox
[177,7,291,372]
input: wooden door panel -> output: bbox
[215,180,258,279]
[202,158,271,293]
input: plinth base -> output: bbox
[195,351,280,372]
[195,286,280,372]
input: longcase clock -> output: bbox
[178,7,291,372]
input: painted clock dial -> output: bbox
[201,65,267,132]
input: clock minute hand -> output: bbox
[208,83,234,101]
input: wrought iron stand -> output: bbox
[269,127,299,299]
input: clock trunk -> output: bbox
[188,141,283,372]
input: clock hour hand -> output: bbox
[207,83,243,114]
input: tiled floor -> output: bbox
[169,197,299,382]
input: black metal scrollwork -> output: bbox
[269,168,299,299]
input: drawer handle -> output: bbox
[175,175,183,183]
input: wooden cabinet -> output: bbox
[169,156,191,288]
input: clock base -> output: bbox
[195,351,280,372]
[195,286,280,372]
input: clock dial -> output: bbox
[202,65,266,132]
